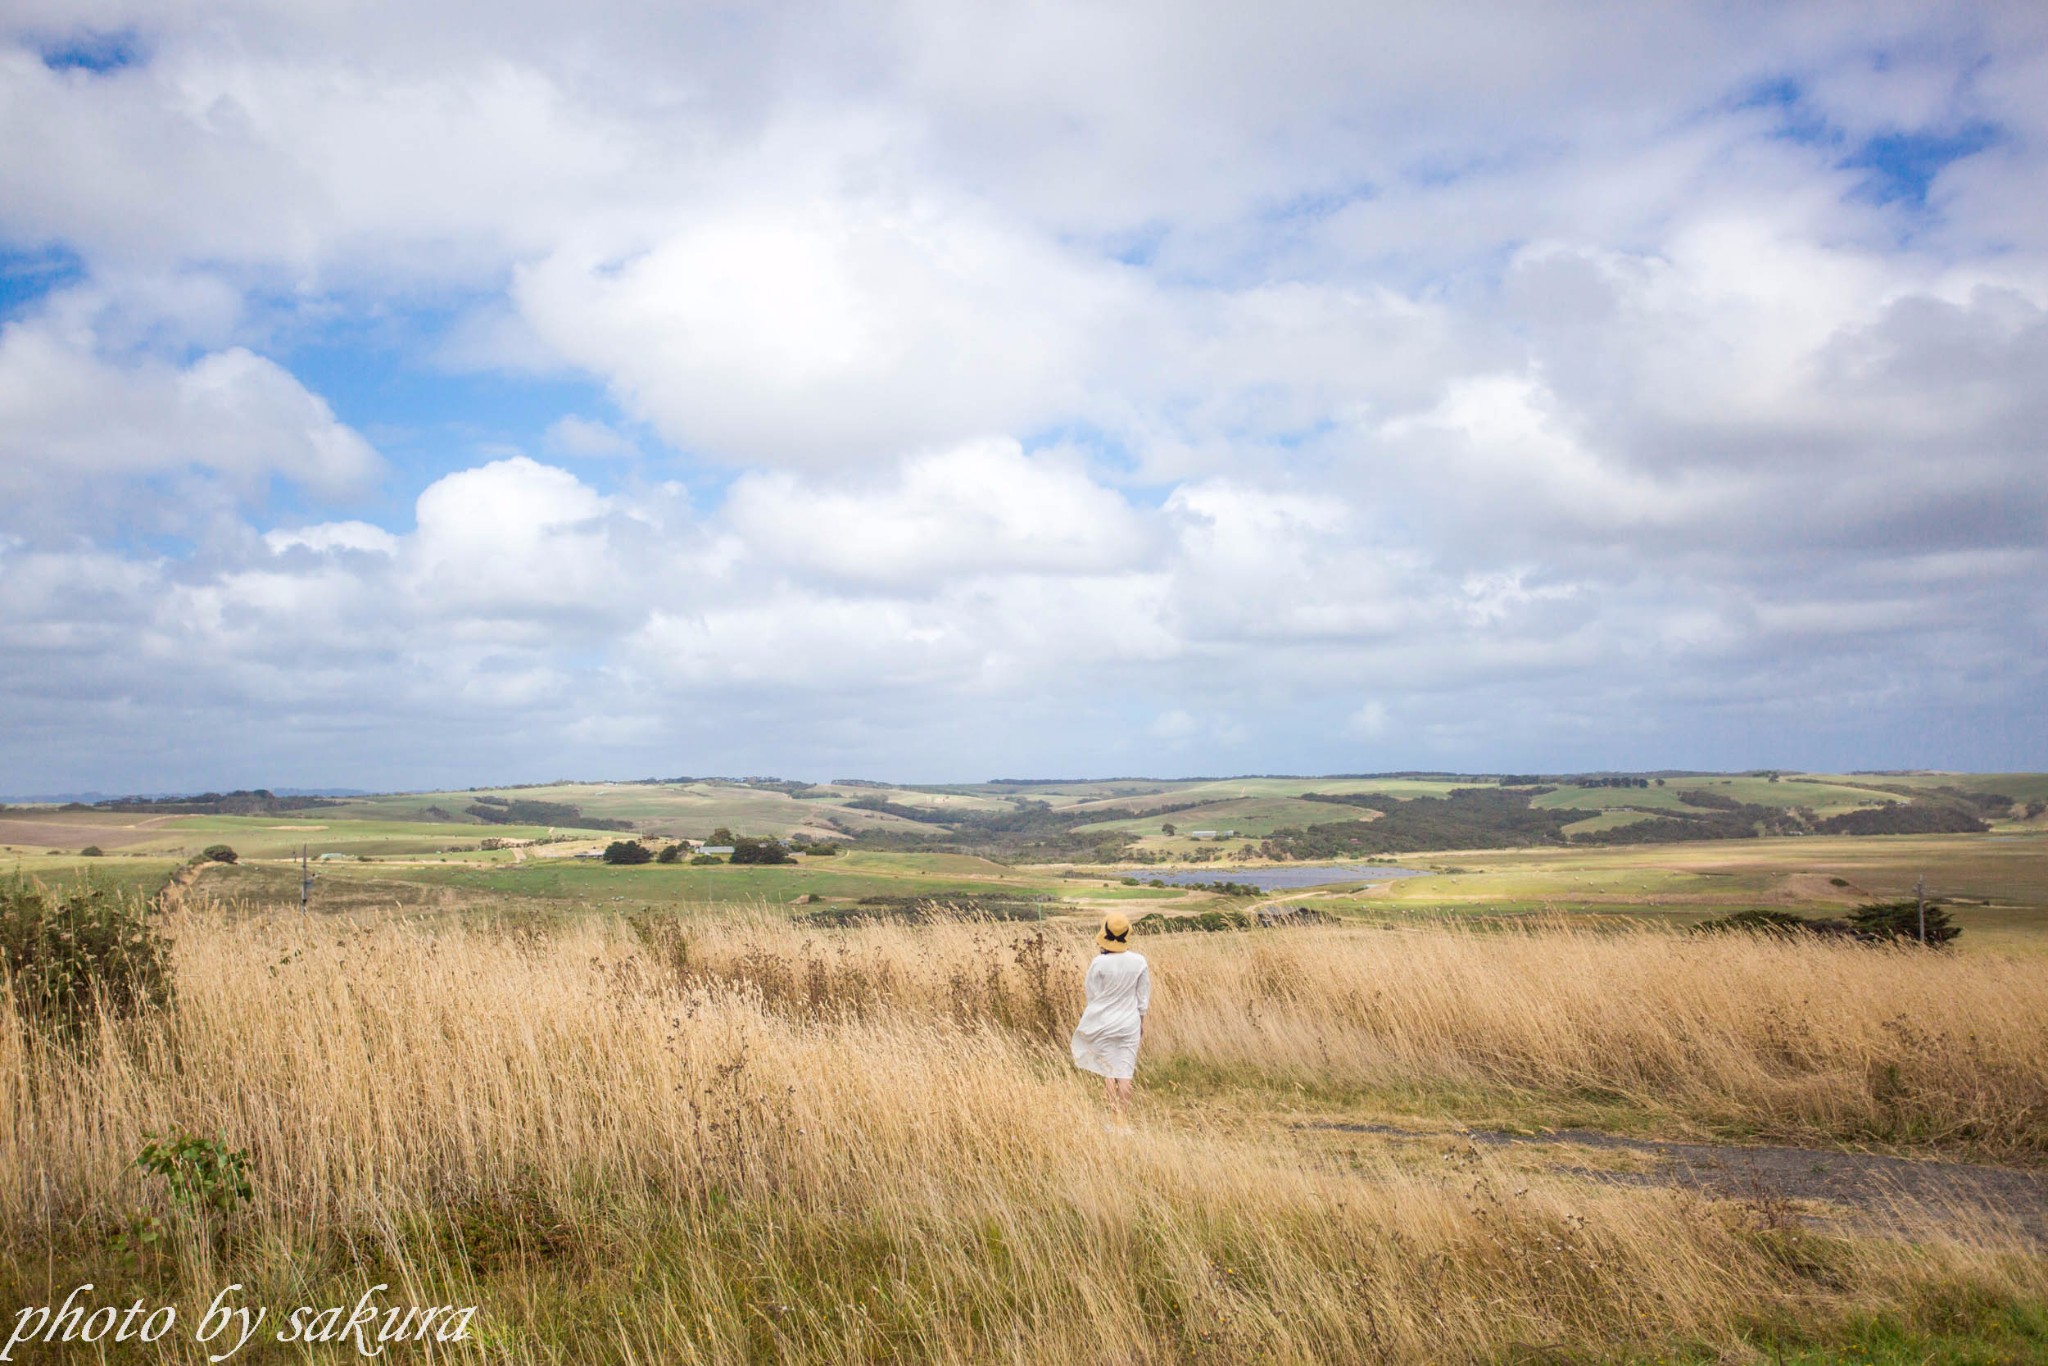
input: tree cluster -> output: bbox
[466,796,634,831]
[1260,788,1592,859]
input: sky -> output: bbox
[1,1,2045,793]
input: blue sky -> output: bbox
[1,2,2045,792]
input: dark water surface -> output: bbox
[1136,863,1432,891]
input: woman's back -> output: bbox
[1078,951,1150,1035]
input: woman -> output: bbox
[1070,912,1150,1121]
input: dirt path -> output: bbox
[1306,1121,2048,1246]
[156,858,210,905]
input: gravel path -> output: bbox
[1308,1121,2048,1245]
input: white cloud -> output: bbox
[264,521,399,556]
[3,3,2048,784]
[723,438,1154,587]
[514,196,1136,466]
[1344,701,1390,741]
[0,309,379,534]
[543,414,638,459]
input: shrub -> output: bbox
[0,880,174,1036]
[602,841,653,865]
[729,836,794,865]
[135,1130,253,1217]
[1849,899,1961,947]
[199,845,238,864]
[804,842,841,856]
[1695,913,1826,933]
[655,843,684,864]
[1134,910,1251,934]
[689,854,724,866]
[79,845,104,857]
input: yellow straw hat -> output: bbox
[1096,911,1133,952]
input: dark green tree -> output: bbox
[602,840,653,865]
[1849,900,1960,947]
[728,836,794,865]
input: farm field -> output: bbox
[7,774,2046,944]
[269,849,1189,912]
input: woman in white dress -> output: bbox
[1070,912,1150,1119]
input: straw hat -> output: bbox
[1096,912,1133,953]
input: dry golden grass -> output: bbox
[2,903,2044,1363]
[676,910,2048,1156]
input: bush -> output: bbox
[79,845,104,857]
[804,842,841,856]
[729,836,794,865]
[199,845,238,864]
[602,841,653,865]
[1691,909,1850,937]
[1134,910,1249,934]
[0,880,174,1037]
[136,1130,253,1217]
[689,854,724,866]
[1850,900,1961,947]
[655,843,684,864]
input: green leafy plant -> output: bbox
[0,879,174,1038]
[199,844,238,864]
[135,1131,253,1217]
[108,1209,170,1276]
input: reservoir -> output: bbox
[1138,863,1431,891]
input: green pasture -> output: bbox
[322,780,950,839]
[1,853,186,900]
[1530,776,1897,816]
[0,810,567,861]
[1560,809,1657,835]
[283,848,1185,912]
[1831,771,2048,804]
[1056,776,1471,815]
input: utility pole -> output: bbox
[300,844,315,913]
[1915,874,1926,946]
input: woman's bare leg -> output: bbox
[1110,1078,1133,1114]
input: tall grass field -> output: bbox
[3,896,2045,1362]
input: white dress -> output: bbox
[1070,951,1151,1080]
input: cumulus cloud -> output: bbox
[1,2,2046,786]
[0,307,379,537]
[722,439,1155,587]
[514,198,1136,466]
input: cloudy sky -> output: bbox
[2,2,2045,792]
